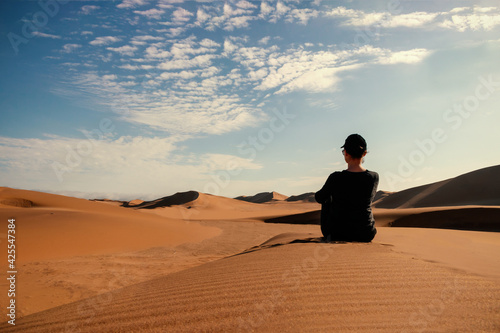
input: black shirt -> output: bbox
[315,170,379,230]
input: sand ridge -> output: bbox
[2,232,499,332]
[375,164,500,208]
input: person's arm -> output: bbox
[369,172,379,203]
[315,173,334,204]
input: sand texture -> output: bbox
[1,231,499,332]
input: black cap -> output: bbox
[341,134,367,158]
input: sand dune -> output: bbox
[0,187,219,262]
[136,191,318,221]
[266,206,500,232]
[235,191,288,203]
[124,190,200,209]
[285,192,316,202]
[375,164,500,208]
[388,206,500,231]
[0,187,221,318]
[2,228,499,332]
[265,210,320,224]
[372,190,393,203]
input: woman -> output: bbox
[315,134,379,242]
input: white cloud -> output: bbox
[236,1,257,10]
[383,12,438,28]
[117,0,149,9]
[62,43,81,53]
[157,54,216,70]
[166,27,186,37]
[439,7,500,31]
[80,5,100,15]
[145,45,171,58]
[324,6,500,31]
[276,66,353,94]
[131,35,164,45]
[124,94,264,135]
[223,39,238,54]
[159,70,197,80]
[171,7,193,24]
[247,67,268,81]
[107,45,138,56]
[90,36,121,46]
[260,2,273,17]
[169,36,218,58]
[199,38,220,48]
[287,8,319,25]
[119,64,140,70]
[258,36,271,45]
[195,8,211,25]
[81,31,93,36]
[134,8,165,19]
[272,1,291,22]
[377,48,431,65]
[133,35,164,42]
[224,15,255,30]
[223,3,253,17]
[258,1,291,23]
[32,31,61,39]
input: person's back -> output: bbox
[315,134,378,242]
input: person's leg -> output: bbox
[320,200,333,240]
[354,227,377,242]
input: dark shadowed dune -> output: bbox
[265,210,320,224]
[124,191,200,209]
[372,190,393,204]
[235,191,288,203]
[264,206,500,233]
[286,192,316,202]
[389,207,500,231]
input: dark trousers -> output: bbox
[321,201,376,242]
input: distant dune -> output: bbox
[375,164,500,208]
[0,187,220,263]
[286,192,316,202]
[130,191,318,222]
[124,190,200,209]
[235,191,288,203]
[372,190,393,204]
[266,210,320,224]
[388,206,500,231]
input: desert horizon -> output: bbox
[1,164,500,331]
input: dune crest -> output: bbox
[235,191,288,203]
[3,234,499,332]
[124,190,200,209]
[375,164,500,208]
[286,192,316,202]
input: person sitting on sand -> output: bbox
[315,134,379,242]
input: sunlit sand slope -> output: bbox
[3,234,499,332]
[375,164,500,208]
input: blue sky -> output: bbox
[0,0,499,200]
